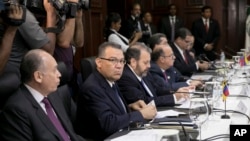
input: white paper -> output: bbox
[155,110,186,118]
[191,75,213,81]
[110,129,179,141]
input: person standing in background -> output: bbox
[104,12,142,52]
[159,4,184,43]
[192,5,220,61]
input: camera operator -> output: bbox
[53,1,84,99]
[0,0,81,109]
[0,2,24,74]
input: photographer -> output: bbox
[0,0,78,109]
[54,4,84,98]
[0,2,24,74]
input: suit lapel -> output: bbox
[48,94,73,139]
[172,44,186,64]
[95,71,126,114]
[21,85,63,140]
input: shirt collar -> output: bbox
[106,80,114,88]
[24,84,45,104]
[202,17,209,22]
[127,64,142,82]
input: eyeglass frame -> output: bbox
[99,57,126,65]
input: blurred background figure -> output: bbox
[104,12,142,52]
[141,11,157,44]
[159,4,184,43]
[192,5,220,61]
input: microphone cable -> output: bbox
[213,109,250,122]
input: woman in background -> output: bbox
[104,12,142,52]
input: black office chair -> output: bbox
[80,56,96,83]
[0,72,20,110]
[48,61,77,123]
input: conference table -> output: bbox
[105,64,250,141]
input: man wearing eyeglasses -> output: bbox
[170,28,210,77]
[75,42,156,141]
[150,44,203,92]
[117,42,190,107]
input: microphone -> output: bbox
[199,54,217,70]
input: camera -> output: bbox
[1,0,26,26]
[2,0,26,10]
[26,0,91,15]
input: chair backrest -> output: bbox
[57,61,70,87]
[0,72,20,109]
[80,56,96,83]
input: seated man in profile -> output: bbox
[0,49,85,141]
[75,42,156,141]
[170,28,210,77]
[117,42,190,107]
[150,43,203,91]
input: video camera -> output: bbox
[1,0,26,26]
[26,0,91,16]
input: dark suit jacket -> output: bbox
[192,18,220,61]
[75,70,144,141]
[117,65,175,107]
[171,42,198,77]
[149,63,188,91]
[0,85,84,141]
[159,15,184,41]
[121,16,149,44]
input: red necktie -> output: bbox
[183,51,189,64]
[204,19,208,33]
[163,72,169,83]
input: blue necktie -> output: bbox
[140,79,154,97]
[42,98,70,141]
[112,84,127,113]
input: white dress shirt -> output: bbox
[108,29,129,52]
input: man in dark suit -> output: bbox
[75,42,156,141]
[192,5,220,61]
[171,28,210,77]
[147,33,168,50]
[120,3,151,44]
[117,43,190,107]
[0,49,84,141]
[159,4,184,42]
[141,11,157,44]
[150,44,203,91]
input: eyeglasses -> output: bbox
[161,54,175,59]
[99,57,126,65]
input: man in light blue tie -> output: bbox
[75,42,156,141]
[117,42,190,107]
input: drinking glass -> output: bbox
[189,98,209,141]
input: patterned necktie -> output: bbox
[42,98,70,141]
[112,84,127,113]
[171,17,175,42]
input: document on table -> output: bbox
[110,129,178,141]
[155,110,186,118]
[191,74,213,81]
[175,99,204,109]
